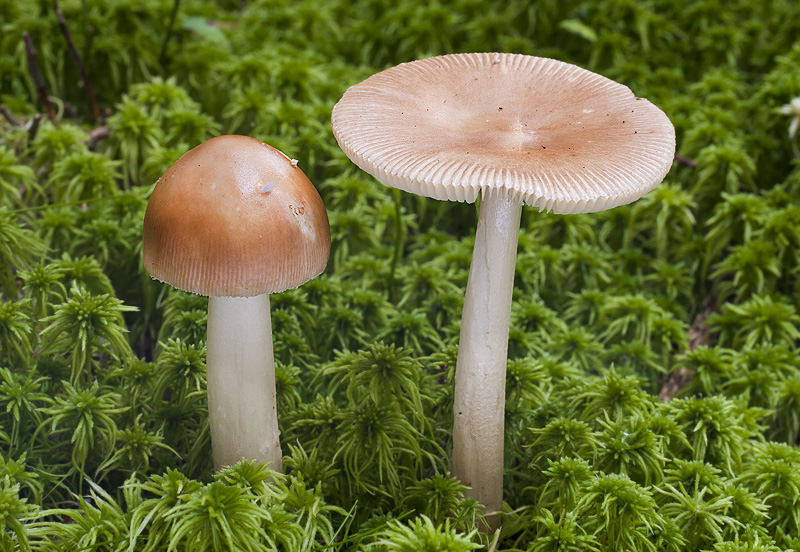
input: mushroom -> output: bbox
[331,53,674,524]
[142,135,330,471]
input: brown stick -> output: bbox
[27,113,43,142]
[674,153,698,169]
[53,0,100,124]
[0,105,21,126]
[158,0,182,67]
[658,295,716,402]
[22,32,58,125]
[87,125,110,149]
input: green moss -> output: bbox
[1,0,800,548]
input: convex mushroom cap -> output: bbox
[332,52,675,213]
[143,135,330,296]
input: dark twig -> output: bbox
[686,295,716,351]
[674,153,698,169]
[54,0,100,124]
[87,126,110,149]
[658,295,716,402]
[0,105,21,126]
[159,0,182,67]
[63,102,78,119]
[80,0,89,63]
[22,32,58,125]
[27,113,43,142]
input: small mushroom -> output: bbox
[331,53,674,525]
[143,135,330,471]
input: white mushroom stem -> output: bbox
[451,189,522,528]
[206,294,282,472]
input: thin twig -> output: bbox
[22,32,58,125]
[159,0,182,67]
[674,153,698,169]
[80,0,89,65]
[658,295,716,402]
[686,295,716,351]
[0,105,21,126]
[63,101,78,119]
[53,0,100,124]
[27,113,43,142]
[87,126,110,149]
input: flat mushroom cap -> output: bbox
[332,53,676,214]
[142,135,330,297]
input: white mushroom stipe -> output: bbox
[207,294,281,472]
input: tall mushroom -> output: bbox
[331,53,674,524]
[143,135,330,471]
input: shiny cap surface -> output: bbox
[143,135,330,296]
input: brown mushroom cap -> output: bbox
[142,135,330,297]
[331,53,675,214]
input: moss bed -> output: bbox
[1,0,800,550]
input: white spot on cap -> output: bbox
[260,182,275,193]
[290,159,299,167]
